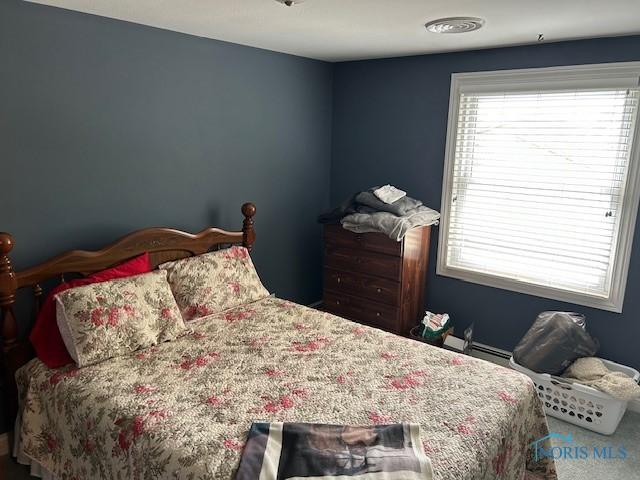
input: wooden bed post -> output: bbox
[241,203,256,252]
[0,232,19,427]
[0,233,18,351]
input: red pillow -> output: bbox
[30,253,152,368]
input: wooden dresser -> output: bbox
[322,224,431,335]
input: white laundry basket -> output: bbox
[509,357,640,435]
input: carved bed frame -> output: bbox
[0,202,257,429]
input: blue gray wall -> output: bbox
[1,0,333,299]
[0,0,332,431]
[331,35,640,370]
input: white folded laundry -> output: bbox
[373,185,406,204]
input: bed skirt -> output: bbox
[13,414,58,480]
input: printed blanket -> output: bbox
[235,422,432,480]
[16,297,556,479]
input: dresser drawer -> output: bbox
[323,291,400,332]
[325,246,402,281]
[324,268,400,306]
[324,224,402,257]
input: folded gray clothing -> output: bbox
[317,193,358,224]
[341,206,440,241]
[355,191,423,217]
[354,205,379,215]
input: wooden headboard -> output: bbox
[0,202,257,428]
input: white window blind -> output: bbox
[439,64,640,312]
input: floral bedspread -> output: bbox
[16,297,556,480]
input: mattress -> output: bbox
[16,296,556,479]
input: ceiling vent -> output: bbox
[275,0,304,6]
[425,17,485,34]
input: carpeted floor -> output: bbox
[3,411,639,479]
[547,410,640,480]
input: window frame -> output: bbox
[437,62,640,313]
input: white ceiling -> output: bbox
[26,0,640,62]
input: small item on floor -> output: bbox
[373,184,407,204]
[562,357,640,401]
[442,324,474,355]
[421,311,450,337]
[462,323,474,355]
[410,325,452,347]
[410,312,453,347]
[512,311,599,375]
[235,422,433,480]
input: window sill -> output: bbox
[436,263,623,313]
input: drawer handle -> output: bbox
[337,277,341,283]
[336,300,340,306]
[376,312,381,317]
[376,288,382,293]
[356,234,363,242]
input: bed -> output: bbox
[0,203,557,480]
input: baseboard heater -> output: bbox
[471,341,512,360]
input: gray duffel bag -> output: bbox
[512,311,599,375]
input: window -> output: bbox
[438,63,640,312]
